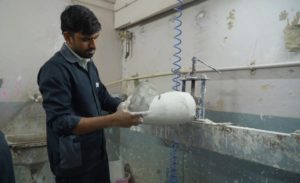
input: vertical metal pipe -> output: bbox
[191,80,196,97]
[199,79,206,120]
[182,80,186,92]
[191,57,197,98]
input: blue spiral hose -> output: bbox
[169,0,183,183]
[169,140,179,183]
[171,0,183,91]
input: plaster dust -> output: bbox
[128,82,158,112]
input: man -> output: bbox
[0,131,15,183]
[38,5,142,183]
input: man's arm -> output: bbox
[38,63,81,135]
[38,62,141,136]
[97,81,122,113]
[72,109,142,134]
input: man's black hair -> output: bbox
[61,5,101,35]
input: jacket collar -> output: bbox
[60,43,92,64]
[59,43,80,64]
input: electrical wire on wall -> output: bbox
[169,0,183,183]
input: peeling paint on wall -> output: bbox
[223,36,228,42]
[215,98,224,110]
[284,11,300,52]
[260,84,274,91]
[227,9,236,30]
[195,10,207,29]
[279,10,288,21]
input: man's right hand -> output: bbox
[73,99,146,134]
[112,107,143,128]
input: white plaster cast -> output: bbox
[140,91,196,125]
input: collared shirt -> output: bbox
[64,43,90,70]
[37,43,121,177]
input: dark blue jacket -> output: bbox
[37,44,121,177]
[0,131,15,183]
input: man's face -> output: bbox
[64,32,99,58]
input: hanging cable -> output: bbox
[169,0,183,183]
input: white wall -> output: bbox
[0,0,122,103]
[0,0,70,102]
[121,0,300,119]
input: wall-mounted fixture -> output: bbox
[181,57,220,120]
[119,30,133,59]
